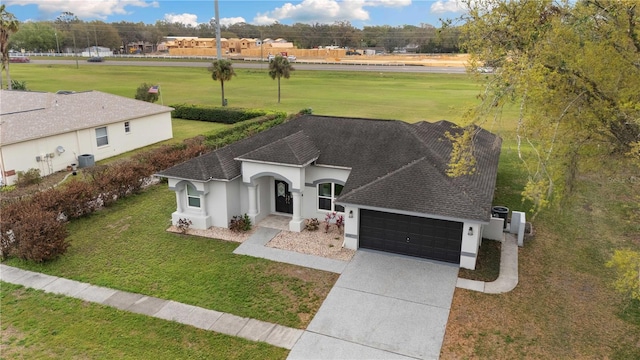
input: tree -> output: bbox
[453,0,640,215]
[0,4,19,90]
[268,55,295,104]
[10,22,57,52]
[607,249,640,302]
[208,59,236,106]
[134,82,159,103]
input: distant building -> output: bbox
[81,46,113,57]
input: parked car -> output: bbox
[346,50,362,55]
[87,57,104,62]
[287,55,296,62]
[9,56,30,63]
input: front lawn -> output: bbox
[0,282,288,359]
[3,185,338,329]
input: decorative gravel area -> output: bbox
[167,225,255,243]
[266,229,356,262]
[167,223,355,262]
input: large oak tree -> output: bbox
[455,0,640,212]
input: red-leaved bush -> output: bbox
[1,201,69,262]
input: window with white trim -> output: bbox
[186,184,201,208]
[318,182,344,212]
[124,121,130,133]
[95,127,108,147]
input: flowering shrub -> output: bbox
[324,212,345,233]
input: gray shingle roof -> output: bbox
[236,131,319,166]
[0,90,173,145]
[158,115,502,222]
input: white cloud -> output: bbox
[430,0,465,14]
[4,0,157,20]
[364,0,411,7]
[219,17,246,26]
[164,13,198,27]
[253,0,411,25]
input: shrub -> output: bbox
[606,249,640,301]
[134,82,159,103]
[176,218,193,234]
[15,168,41,188]
[324,212,345,233]
[229,214,252,232]
[170,104,269,124]
[305,218,320,231]
[0,201,69,262]
[299,107,313,115]
[204,114,287,149]
[11,80,28,91]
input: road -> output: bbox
[32,59,467,74]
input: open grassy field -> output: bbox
[3,62,639,358]
[9,63,492,124]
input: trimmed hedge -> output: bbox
[171,104,269,124]
[204,112,288,149]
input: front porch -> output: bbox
[257,214,291,231]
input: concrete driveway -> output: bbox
[288,250,459,360]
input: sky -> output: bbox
[4,0,467,28]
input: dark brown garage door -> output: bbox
[359,209,463,264]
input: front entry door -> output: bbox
[275,180,293,214]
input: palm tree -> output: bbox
[208,59,236,106]
[0,5,19,90]
[268,55,295,104]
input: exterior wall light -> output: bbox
[349,210,353,218]
[468,227,474,236]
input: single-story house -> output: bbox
[157,115,502,269]
[0,90,173,186]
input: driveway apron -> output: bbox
[288,249,459,360]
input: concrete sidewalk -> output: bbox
[456,233,519,294]
[0,264,302,349]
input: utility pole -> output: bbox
[54,31,60,53]
[214,0,221,59]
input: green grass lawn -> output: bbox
[4,61,639,358]
[3,185,338,330]
[10,63,491,123]
[0,282,288,359]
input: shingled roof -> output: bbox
[158,115,502,222]
[0,90,173,146]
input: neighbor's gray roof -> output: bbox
[158,115,502,222]
[0,90,173,145]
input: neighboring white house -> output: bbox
[158,115,502,270]
[0,90,173,186]
[81,46,113,57]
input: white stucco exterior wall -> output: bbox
[168,178,211,229]
[342,206,359,250]
[303,165,351,220]
[1,112,172,185]
[241,162,305,190]
[460,222,482,270]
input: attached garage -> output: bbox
[359,209,463,264]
